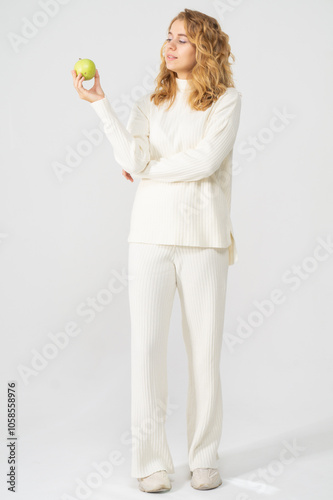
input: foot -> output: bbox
[138,469,172,492]
[190,468,222,490]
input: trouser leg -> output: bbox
[174,246,229,471]
[128,243,177,478]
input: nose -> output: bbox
[166,40,177,50]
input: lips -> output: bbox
[167,54,177,59]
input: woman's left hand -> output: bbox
[122,169,134,182]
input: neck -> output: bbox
[176,76,190,92]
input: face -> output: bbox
[165,19,196,79]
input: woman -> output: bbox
[72,8,242,493]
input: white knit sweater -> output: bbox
[90,77,242,265]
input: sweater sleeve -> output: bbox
[90,94,150,175]
[132,88,241,182]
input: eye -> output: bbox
[165,38,186,43]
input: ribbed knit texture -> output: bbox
[90,78,242,265]
[128,242,229,478]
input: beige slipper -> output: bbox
[138,469,172,492]
[190,468,222,490]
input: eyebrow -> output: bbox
[168,31,188,37]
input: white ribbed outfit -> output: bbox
[90,77,242,478]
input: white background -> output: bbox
[1,0,332,498]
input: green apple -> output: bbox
[74,58,96,80]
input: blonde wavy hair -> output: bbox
[151,8,237,112]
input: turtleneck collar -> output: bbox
[176,77,190,92]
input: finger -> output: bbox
[75,72,84,84]
[74,72,82,89]
[75,75,87,97]
[72,70,80,87]
[77,75,86,92]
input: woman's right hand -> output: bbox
[71,68,105,103]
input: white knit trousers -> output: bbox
[128,242,229,478]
